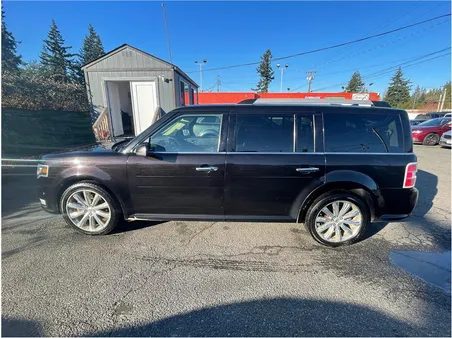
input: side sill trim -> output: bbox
[127,214,295,222]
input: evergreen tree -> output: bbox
[411,85,425,109]
[81,24,105,65]
[72,24,105,85]
[1,9,22,73]
[345,71,365,92]
[252,49,274,93]
[40,20,74,82]
[385,67,412,108]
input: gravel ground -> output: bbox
[1,145,451,337]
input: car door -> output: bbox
[224,108,326,221]
[127,111,228,218]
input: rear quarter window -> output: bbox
[324,111,404,153]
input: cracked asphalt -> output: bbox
[2,145,451,337]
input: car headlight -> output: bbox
[37,164,49,178]
[412,130,423,134]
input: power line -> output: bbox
[289,47,450,92]
[312,52,451,92]
[185,13,450,74]
[316,47,451,77]
[310,1,424,71]
[302,19,448,74]
[288,17,448,77]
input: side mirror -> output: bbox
[136,143,149,157]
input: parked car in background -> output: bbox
[444,113,451,118]
[410,119,425,127]
[411,117,452,146]
[440,130,452,148]
[37,99,419,247]
[415,112,446,120]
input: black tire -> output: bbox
[305,192,369,247]
[423,133,439,146]
[60,182,120,235]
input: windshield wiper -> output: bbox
[371,127,389,153]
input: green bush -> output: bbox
[2,71,89,112]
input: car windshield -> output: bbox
[418,118,450,126]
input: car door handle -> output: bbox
[296,167,319,174]
[196,166,218,172]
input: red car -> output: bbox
[411,117,452,146]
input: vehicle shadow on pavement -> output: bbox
[82,298,437,337]
[410,169,450,250]
[114,220,166,234]
[413,169,437,217]
[2,316,44,337]
[1,169,38,218]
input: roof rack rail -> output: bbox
[371,100,391,107]
[237,99,257,104]
[236,98,392,108]
[251,98,375,106]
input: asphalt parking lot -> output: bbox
[2,145,451,337]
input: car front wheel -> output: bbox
[305,192,369,247]
[60,182,120,235]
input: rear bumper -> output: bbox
[376,187,419,221]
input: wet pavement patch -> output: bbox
[390,250,451,294]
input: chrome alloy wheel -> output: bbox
[65,189,111,232]
[314,200,363,243]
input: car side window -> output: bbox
[296,115,314,152]
[150,114,222,153]
[324,112,403,153]
[234,114,294,152]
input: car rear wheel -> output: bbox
[305,192,369,247]
[60,182,120,235]
[423,133,439,146]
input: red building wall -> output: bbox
[196,92,380,104]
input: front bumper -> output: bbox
[439,138,452,147]
[37,177,60,214]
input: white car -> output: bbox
[439,130,452,148]
[444,113,451,118]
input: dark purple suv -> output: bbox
[37,99,419,247]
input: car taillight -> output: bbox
[403,162,417,188]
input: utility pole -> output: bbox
[277,63,289,92]
[440,86,447,112]
[216,75,221,92]
[306,70,316,93]
[437,89,444,112]
[161,3,173,64]
[195,59,207,92]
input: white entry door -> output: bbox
[106,82,124,137]
[130,81,158,135]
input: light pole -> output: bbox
[195,59,207,92]
[277,63,288,92]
